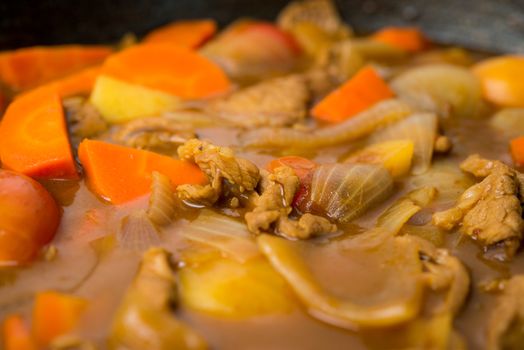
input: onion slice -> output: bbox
[241,99,412,148]
[342,187,437,251]
[391,64,485,119]
[180,210,261,263]
[117,211,161,252]
[257,234,424,329]
[370,112,438,174]
[377,187,437,234]
[406,160,475,203]
[300,163,394,223]
[0,241,98,314]
[350,38,408,62]
[147,171,176,227]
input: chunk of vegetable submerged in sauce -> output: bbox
[0,169,60,266]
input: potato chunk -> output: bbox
[90,75,180,123]
[179,256,294,318]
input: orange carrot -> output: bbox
[32,291,87,346]
[472,56,524,107]
[267,156,317,181]
[17,65,101,101]
[0,87,78,179]
[50,65,101,97]
[311,65,394,123]
[78,139,207,204]
[510,136,524,166]
[144,19,217,49]
[2,314,37,350]
[100,44,230,99]
[371,27,428,53]
[0,45,111,91]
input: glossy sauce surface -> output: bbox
[0,114,518,349]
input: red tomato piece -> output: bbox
[0,169,60,265]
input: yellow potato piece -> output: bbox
[179,256,294,318]
[90,75,180,123]
[345,139,414,177]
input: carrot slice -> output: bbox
[50,65,101,97]
[78,139,207,204]
[371,27,428,53]
[18,65,101,100]
[0,45,111,91]
[32,291,87,346]
[144,19,217,49]
[510,136,524,166]
[267,156,317,181]
[311,66,394,123]
[473,56,524,107]
[2,314,37,350]
[101,44,230,99]
[0,87,78,179]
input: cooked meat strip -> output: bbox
[306,40,364,97]
[245,166,336,239]
[277,213,337,240]
[433,155,524,260]
[208,75,310,128]
[245,167,299,234]
[109,248,207,349]
[112,117,195,155]
[486,275,524,350]
[177,176,222,207]
[415,237,470,315]
[277,0,351,39]
[178,140,335,238]
[176,139,260,206]
[63,96,107,146]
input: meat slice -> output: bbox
[305,40,364,98]
[414,237,470,315]
[277,0,350,38]
[176,139,260,206]
[112,117,195,155]
[433,155,524,260]
[487,275,524,350]
[109,248,207,349]
[177,139,336,239]
[63,96,107,146]
[277,213,337,240]
[208,75,310,128]
[245,166,336,239]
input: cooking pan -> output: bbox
[1,0,524,53]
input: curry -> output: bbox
[0,1,524,349]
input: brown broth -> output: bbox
[1,115,519,349]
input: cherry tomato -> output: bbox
[0,169,60,265]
